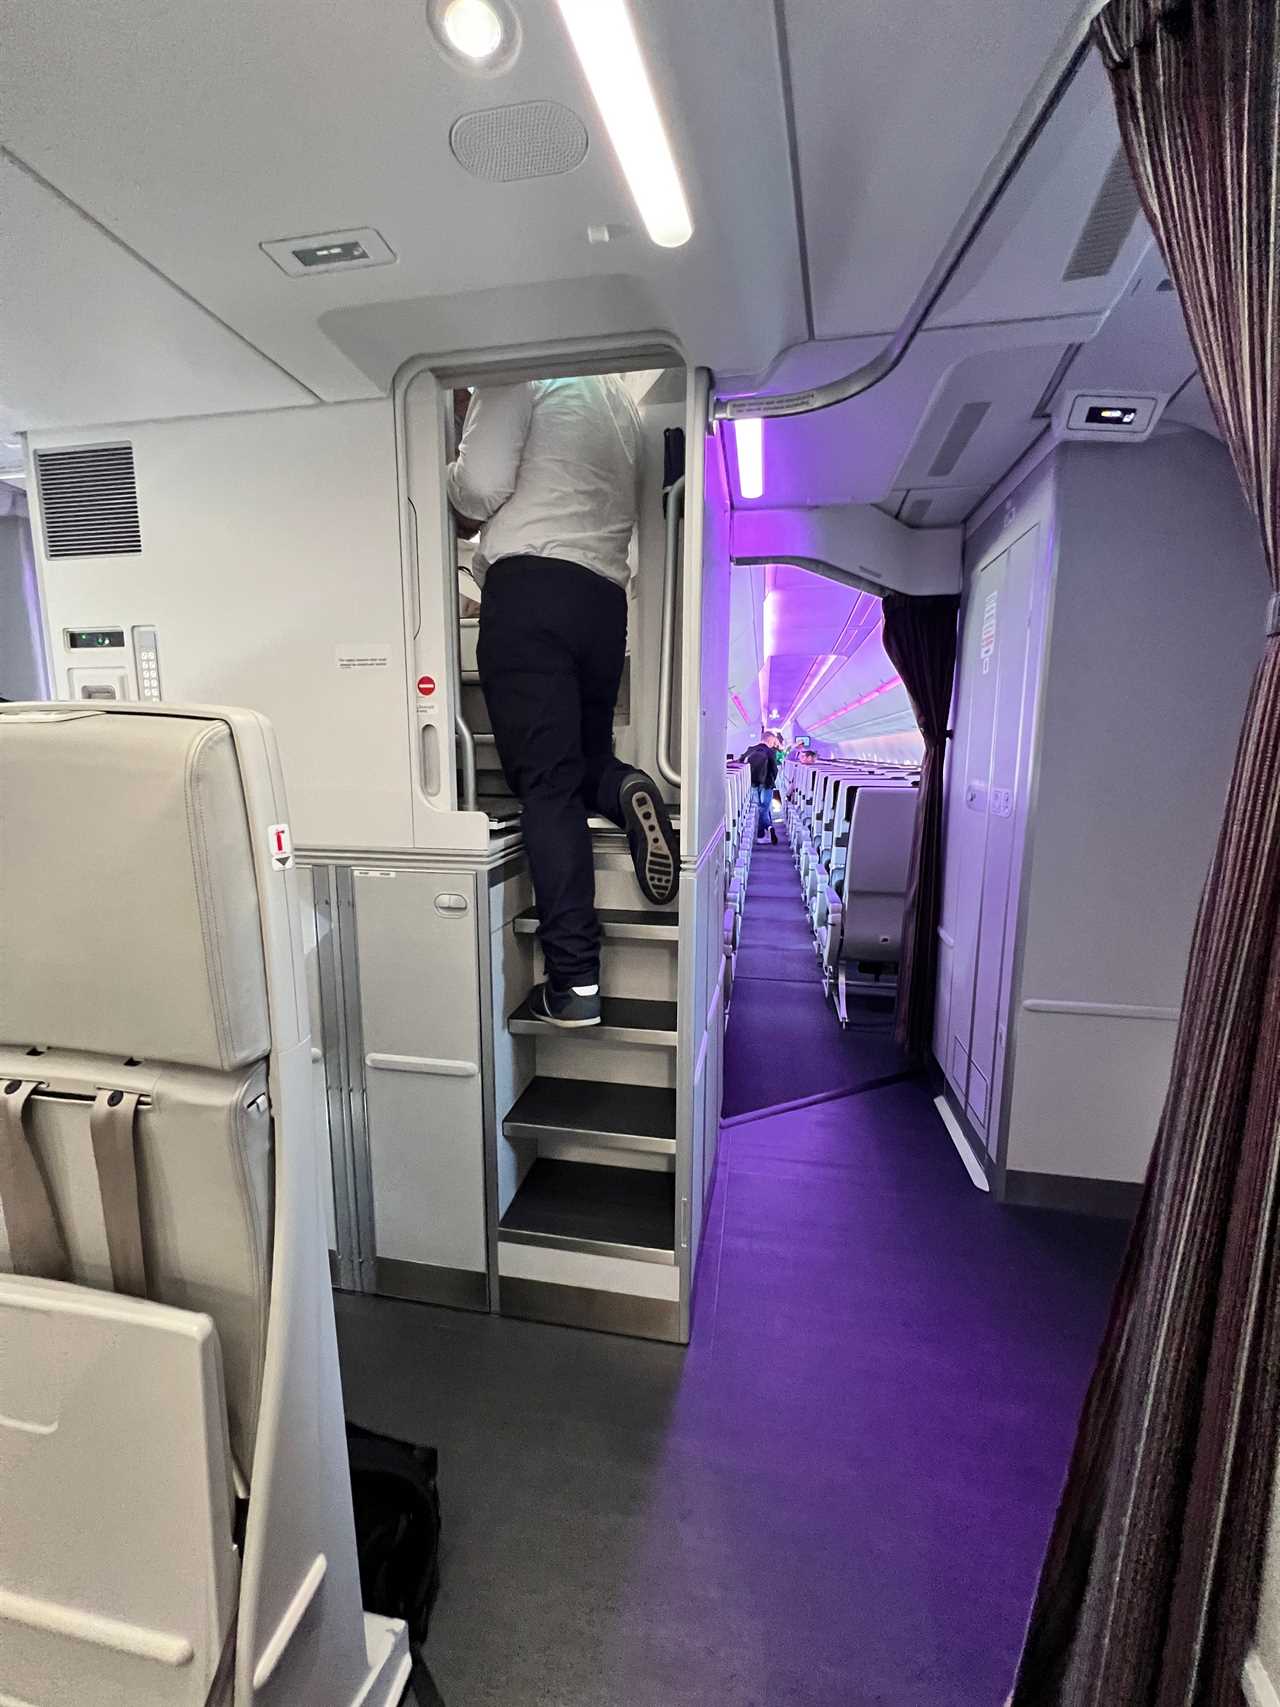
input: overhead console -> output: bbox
[731,502,961,599]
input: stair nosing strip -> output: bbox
[498,1227,676,1265]
[503,1118,676,1153]
[507,1018,677,1047]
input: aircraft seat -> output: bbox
[0,704,410,1707]
[818,785,917,1026]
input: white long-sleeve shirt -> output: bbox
[446,375,642,590]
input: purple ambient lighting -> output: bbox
[809,674,902,730]
[735,417,764,499]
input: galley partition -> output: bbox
[23,348,734,1345]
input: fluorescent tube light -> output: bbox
[555,0,694,248]
[735,416,764,499]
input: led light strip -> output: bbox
[809,675,903,731]
[555,0,694,249]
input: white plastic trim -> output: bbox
[1244,1651,1280,1707]
[251,1554,328,1690]
[365,1052,478,1076]
[1022,998,1180,1022]
[0,1586,194,1667]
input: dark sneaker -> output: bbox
[770,827,779,844]
[619,770,679,906]
[526,981,601,1028]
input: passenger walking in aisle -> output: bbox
[448,376,681,1030]
[740,730,782,843]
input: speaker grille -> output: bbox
[1062,148,1142,282]
[36,444,141,557]
[450,101,589,183]
[929,402,990,478]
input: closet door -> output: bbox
[943,546,1007,1107]
[965,525,1039,1147]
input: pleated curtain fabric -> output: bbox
[879,591,960,1061]
[1010,3,1280,1703]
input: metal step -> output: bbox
[507,995,678,1047]
[514,906,678,943]
[504,1077,676,1155]
[499,1157,675,1262]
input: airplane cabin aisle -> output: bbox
[336,836,1128,1707]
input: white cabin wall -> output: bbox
[1004,433,1268,1194]
[0,494,47,700]
[30,401,412,850]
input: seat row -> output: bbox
[782,759,920,1027]
[722,762,757,1019]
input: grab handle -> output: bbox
[455,712,478,813]
[657,475,684,789]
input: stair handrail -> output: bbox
[657,475,685,789]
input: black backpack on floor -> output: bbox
[347,1421,446,1705]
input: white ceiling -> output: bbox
[0,0,1163,440]
[0,0,1219,567]
[727,566,922,761]
[0,0,803,423]
[786,0,1099,338]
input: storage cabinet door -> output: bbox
[944,547,1006,1107]
[966,526,1038,1146]
[353,868,488,1307]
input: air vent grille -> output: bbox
[1063,148,1142,282]
[36,444,141,558]
[928,402,990,478]
[902,497,932,527]
[450,101,589,183]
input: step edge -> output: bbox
[503,1119,676,1154]
[497,1227,676,1265]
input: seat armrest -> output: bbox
[819,884,842,954]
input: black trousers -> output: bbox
[478,556,630,988]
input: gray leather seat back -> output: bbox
[0,709,274,1476]
[0,1048,271,1473]
[0,710,269,1068]
[841,786,917,961]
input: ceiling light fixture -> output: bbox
[735,416,764,499]
[554,0,693,248]
[441,0,505,60]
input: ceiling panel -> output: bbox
[727,313,1099,509]
[894,342,1064,490]
[926,57,1152,331]
[0,0,805,417]
[1164,376,1222,441]
[785,0,1089,339]
[0,155,314,430]
[1055,259,1199,402]
[897,486,989,526]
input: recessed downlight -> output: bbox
[428,0,519,74]
[443,0,503,60]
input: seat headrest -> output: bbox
[0,710,270,1070]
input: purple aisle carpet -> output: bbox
[336,836,1129,1705]
[723,836,906,1115]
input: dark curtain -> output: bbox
[1011,2,1280,1703]
[880,591,960,1061]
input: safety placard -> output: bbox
[267,823,294,869]
[336,643,392,671]
[417,675,437,697]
